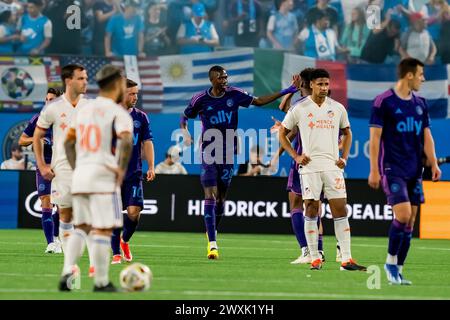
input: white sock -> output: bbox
[386,254,397,265]
[209,241,217,249]
[304,217,320,261]
[398,265,403,274]
[92,234,111,287]
[86,233,95,268]
[334,217,352,262]
[59,221,74,254]
[62,229,86,275]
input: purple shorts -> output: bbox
[381,175,424,206]
[36,168,51,197]
[287,160,301,195]
[200,163,234,188]
[121,178,144,210]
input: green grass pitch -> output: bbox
[0,229,449,300]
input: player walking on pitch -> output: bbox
[181,65,298,259]
[111,79,155,264]
[369,58,441,285]
[33,65,95,273]
[60,65,133,292]
[279,68,366,271]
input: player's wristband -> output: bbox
[279,85,298,96]
[180,114,188,127]
[341,158,347,165]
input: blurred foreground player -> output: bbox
[181,65,298,259]
[19,87,62,253]
[369,58,441,285]
[60,65,133,292]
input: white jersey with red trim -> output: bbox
[37,94,89,172]
[71,96,133,193]
[282,96,350,174]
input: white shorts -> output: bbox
[72,192,123,229]
[300,171,347,201]
[51,173,72,209]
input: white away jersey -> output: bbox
[71,96,133,193]
[37,94,89,172]
[282,96,350,174]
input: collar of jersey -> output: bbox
[207,87,225,99]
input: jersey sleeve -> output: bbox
[281,108,297,131]
[23,114,38,137]
[339,105,350,129]
[114,109,133,136]
[36,104,54,130]
[184,93,203,119]
[420,98,431,128]
[234,88,254,108]
[369,97,385,128]
[141,113,153,141]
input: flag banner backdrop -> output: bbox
[1,111,449,180]
[0,50,449,118]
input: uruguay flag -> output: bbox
[347,64,449,119]
[158,48,254,113]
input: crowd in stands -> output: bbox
[0,0,449,64]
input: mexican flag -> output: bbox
[253,49,347,109]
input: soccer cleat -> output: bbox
[59,266,80,292]
[88,266,95,278]
[340,259,367,271]
[207,248,219,260]
[58,273,72,292]
[310,258,322,270]
[111,254,122,265]
[336,243,342,262]
[54,239,62,254]
[319,250,326,262]
[45,242,56,253]
[291,247,311,264]
[384,264,401,285]
[120,238,133,262]
[93,282,118,292]
[399,273,412,285]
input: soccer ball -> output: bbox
[119,263,153,292]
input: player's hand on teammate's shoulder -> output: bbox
[292,74,301,90]
[295,154,311,166]
[40,164,55,180]
[368,170,381,189]
[335,157,347,169]
[431,164,442,182]
[146,168,156,182]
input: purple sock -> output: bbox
[388,219,406,257]
[52,211,59,237]
[318,234,323,251]
[398,227,413,266]
[215,202,224,231]
[41,208,54,244]
[111,228,121,255]
[204,199,216,242]
[291,209,307,248]
[122,214,139,243]
[317,218,323,251]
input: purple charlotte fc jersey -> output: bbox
[184,87,255,159]
[23,113,53,164]
[125,108,153,181]
[370,89,430,179]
